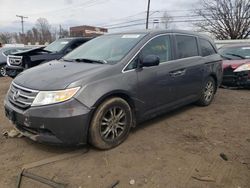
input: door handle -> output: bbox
[169,69,186,77]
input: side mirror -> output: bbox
[141,55,160,67]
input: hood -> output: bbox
[12,46,50,56]
[222,59,250,69]
[10,47,62,63]
[14,60,109,90]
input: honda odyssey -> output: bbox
[4,30,222,149]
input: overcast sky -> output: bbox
[0,0,200,33]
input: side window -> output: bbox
[71,41,84,49]
[200,38,216,56]
[176,35,198,59]
[124,35,171,71]
[140,35,171,63]
[125,56,139,71]
[66,41,84,53]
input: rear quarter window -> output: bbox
[175,35,199,59]
[200,38,216,56]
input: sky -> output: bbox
[0,0,200,33]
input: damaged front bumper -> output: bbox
[5,65,24,78]
[4,97,92,145]
[222,67,250,87]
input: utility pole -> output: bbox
[16,15,28,34]
[146,0,151,29]
[59,25,62,38]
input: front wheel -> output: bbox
[197,77,216,106]
[89,97,133,150]
[0,65,7,77]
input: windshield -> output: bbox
[219,46,250,60]
[44,38,70,53]
[63,34,146,64]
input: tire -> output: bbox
[89,97,133,150]
[0,65,7,77]
[197,77,216,106]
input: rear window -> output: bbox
[176,35,199,59]
[200,38,216,56]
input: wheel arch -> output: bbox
[87,90,137,131]
[93,90,135,111]
[209,73,218,92]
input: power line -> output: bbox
[96,11,147,26]
[102,15,206,28]
[107,19,210,30]
[16,15,28,34]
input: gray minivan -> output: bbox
[4,30,222,149]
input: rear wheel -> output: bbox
[197,77,216,106]
[0,65,7,77]
[89,97,133,150]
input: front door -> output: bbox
[136,35,179,115]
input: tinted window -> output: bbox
[200,39,216,56]
[124,35,172,71]
[140,35,171,63]
[65,41,84,53]
[176,35,198,59]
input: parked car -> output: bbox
[219,44,250,87]
[5,37,92,78]
[0,47,31,77]
[4,30,222,149]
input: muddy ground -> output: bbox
[0,76,249,188]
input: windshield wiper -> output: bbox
[74,58,107,64]
[62,58,75,62]
[220,54,232,60]
[225,53,245,59]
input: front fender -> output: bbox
[74,71,139,109]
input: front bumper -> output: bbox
[5,65,24,77]
[222,68,250,87]
[4,97,92,145]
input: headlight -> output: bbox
[234,64,250,72]
[32,87,80,106]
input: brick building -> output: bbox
[70,25,108,37]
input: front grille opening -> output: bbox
[16,124,55,136]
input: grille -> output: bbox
[7,55,23,66]
[8,82,39,110]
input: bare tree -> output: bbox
[161,11,172,29]
[0,32,13,43]
[0,18,56,45]
[32,27,39,43]
[60,28,69,38]
[194,0,250,39]
[35,18,52,43]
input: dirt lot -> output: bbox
[0,76,249,188]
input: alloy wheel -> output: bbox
[204,81,214,102]
[0,66,7,77]
[100,106,126,141]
